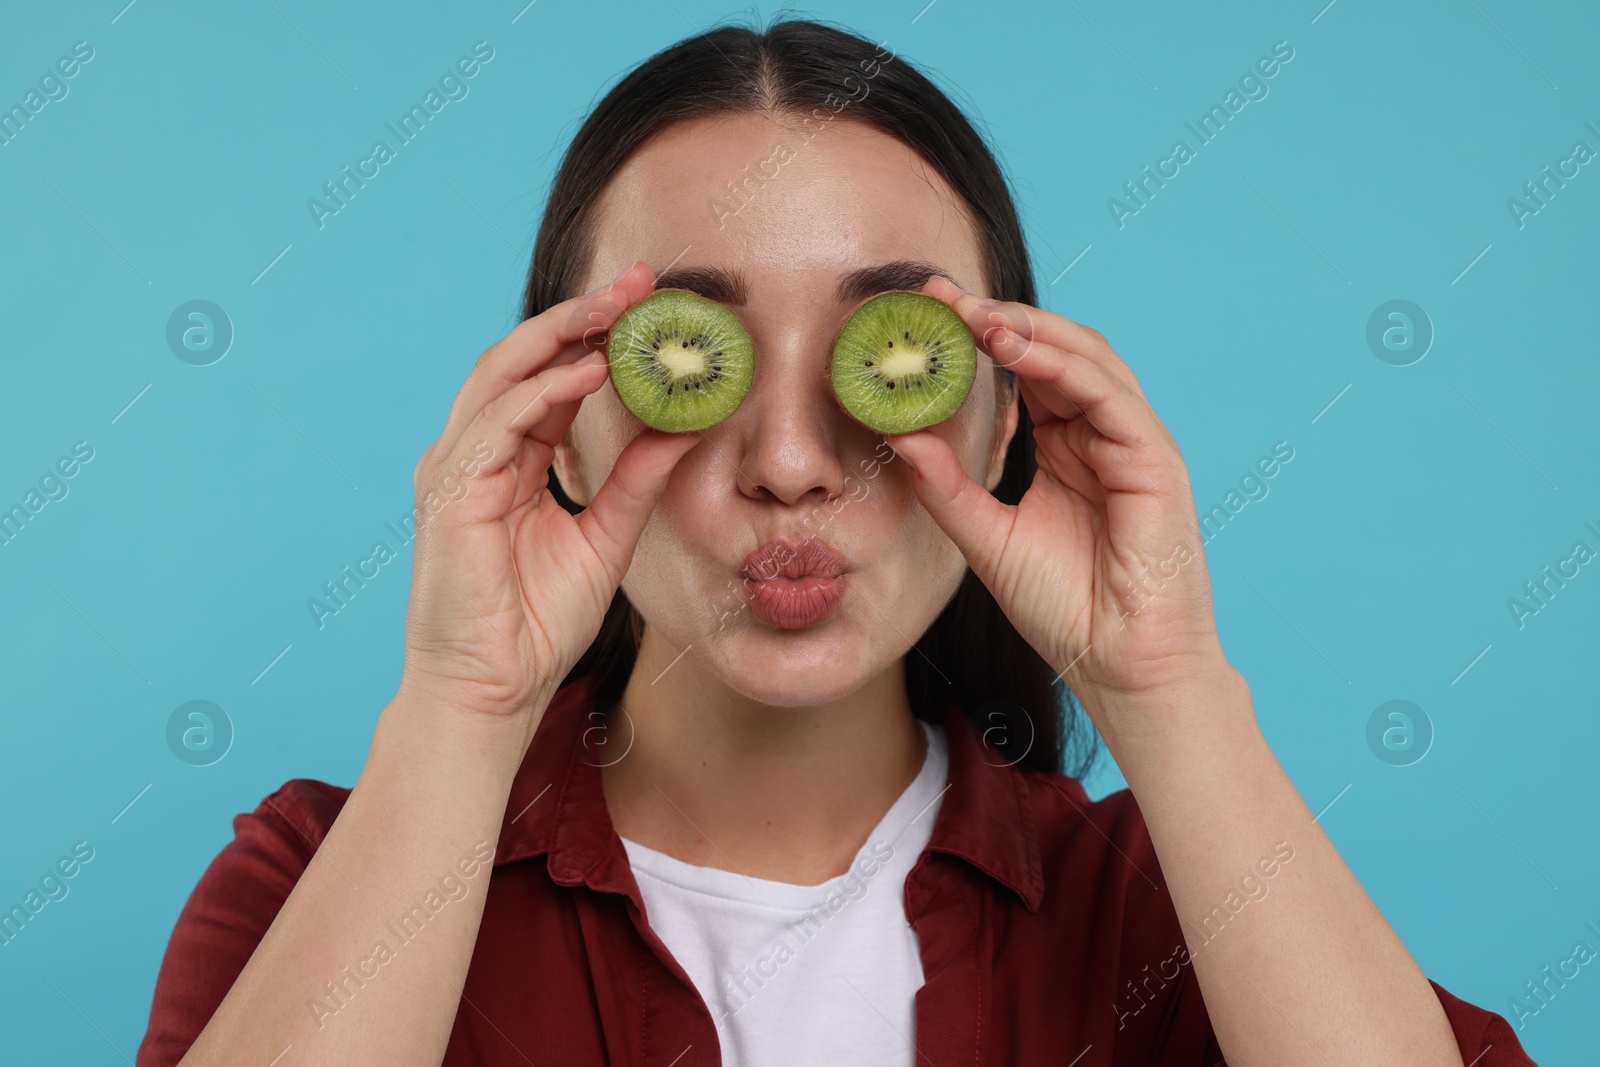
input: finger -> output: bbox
[994,336,1155,449]
[991,333,1178,499]
[920,275,1147,400]
[438,353,612,485]
[431,260,653,462]
[1032,375,1185,497]
[877,428,1014,581]
[916,274,1151,442]
[1001,335,1181,480]
[1015,370,1055,434]
[1031,419,1109,505]
[574,430,702,586]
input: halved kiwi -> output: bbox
[830,291,977,435]
[606,289,754,433]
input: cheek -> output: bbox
[572,394,636,495]
[889,386,998,568]
[618,449,726,615]
[863,460,968,585]
[929,379,997,481]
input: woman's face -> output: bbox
[556,111,1017,708]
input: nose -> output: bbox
[727,349,851,510]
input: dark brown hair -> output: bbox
[522,15,1098,779]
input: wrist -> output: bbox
[395,662,557,724]
[1078,656,1258,760]
[375,681,550,783]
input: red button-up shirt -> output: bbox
[137,672,1535,1065]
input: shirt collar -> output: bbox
[492,672,1046,914]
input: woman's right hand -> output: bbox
[396,260,693,734]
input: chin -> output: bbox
[703,616,879,709]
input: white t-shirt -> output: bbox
[619,718,950,1066]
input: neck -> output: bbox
[599,624,929,886]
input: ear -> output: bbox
[552,429,590,506]
[984,375,1019,492]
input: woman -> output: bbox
[137,17,1535,1067]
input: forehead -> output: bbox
[587,111,987,299]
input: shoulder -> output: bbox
[235,777,353,851]
[1005,768,1192,961]
[135,779,355,1066]
[204,777,356,883]
[1012,767,1164,890]
[182,776,357,925]
[1001,768,1536,1066]
[995,768,1227,1057]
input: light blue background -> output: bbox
[2,0,1596,1062]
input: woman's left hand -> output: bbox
[884,277,1235,737]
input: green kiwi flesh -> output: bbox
[606,289,755,433]
[830,291,977,435]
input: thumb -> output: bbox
[575,430,700,584]
[883,430,1013,579]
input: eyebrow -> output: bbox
[651,259,958,307]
